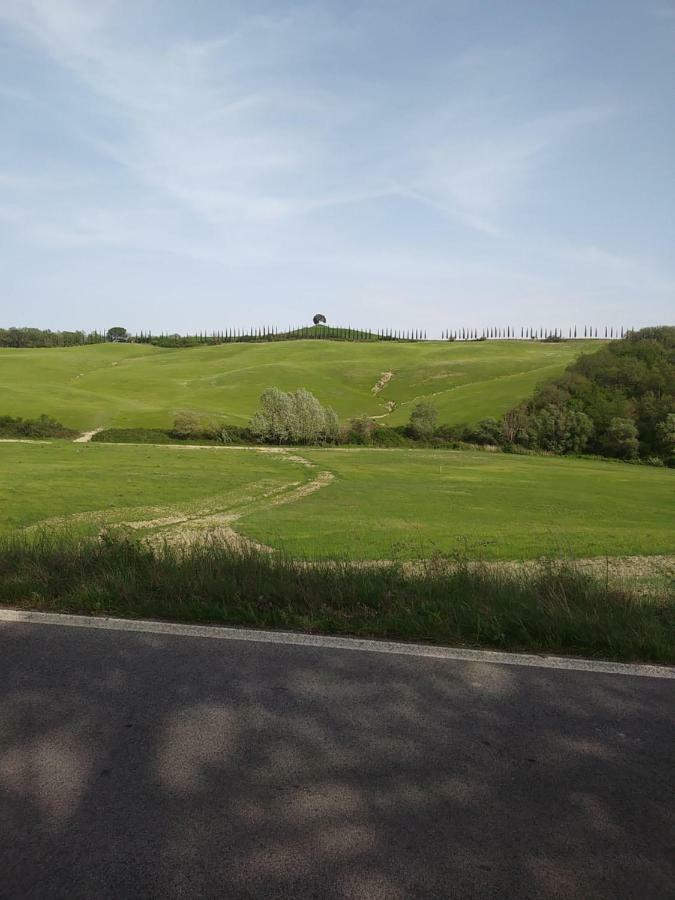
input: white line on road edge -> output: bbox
[1,608,673,678]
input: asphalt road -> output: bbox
[1,614,673,900]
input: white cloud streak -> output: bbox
[0,0,616,249]
[0,0,672,330]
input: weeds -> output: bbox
[0,531,672,664]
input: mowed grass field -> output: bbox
[0,442,311,536]
[1,441,672,560]
[240,449,675,560]
[0,338,598,430]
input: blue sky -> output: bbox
[1,0,673,335]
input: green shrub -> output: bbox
[371,427,410,447]
[0,414,77,439]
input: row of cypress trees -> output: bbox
[442,326,629,341]
[134,326,429,345]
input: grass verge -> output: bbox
[1,532,672,664]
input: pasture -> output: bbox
[1,441,672,561]
[0,338,597,430]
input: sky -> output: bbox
[1,0,673,336]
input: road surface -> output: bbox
[1,611,673,899]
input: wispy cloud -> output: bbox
[0,0,618,246]
[0,0,672,329]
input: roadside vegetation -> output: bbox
[0,532,671,664]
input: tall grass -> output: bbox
[0,532,672,663]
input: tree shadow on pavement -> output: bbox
[0,623,673,899]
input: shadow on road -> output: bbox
[1,623,673,898]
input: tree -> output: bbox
[106,326,128,342]
[500,406,530,445]
[409,401,437,440]
[249,387,293,444]
[655,413,675,459]
[249,387,339,445]
[603,417,640,459]
[530,404,593,453]
[289,388,327,443]
[323,407,340,444]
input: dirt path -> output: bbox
[73,428,104,443]
[25,445,336,553]
[143,467,335,551]
[372,371,394,394]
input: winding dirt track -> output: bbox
[24,444,336,552]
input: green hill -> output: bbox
[0,339,599,431]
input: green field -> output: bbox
[0,339,598,430]
[2,441,672,560]
[0,441,310,536]
[240,448,675,560]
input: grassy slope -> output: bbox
[2,441,673,560]
[0,339,597,430]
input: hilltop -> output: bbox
[0,339,598,431]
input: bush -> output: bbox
[171,411,202,439]
[346,415,377,445]
[0,414,77,439]
[92,428,172,444]
[463,418,502,445]
[371,427,410,447]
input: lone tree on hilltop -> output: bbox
[106,326,128,342]
[313,313,327,325]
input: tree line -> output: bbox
[442,326,629,340]
[0,328,108,348]
[0,325,426,348]
[1,323,633,348]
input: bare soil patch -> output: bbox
[73,428,104,443]
[372,371,394,394]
